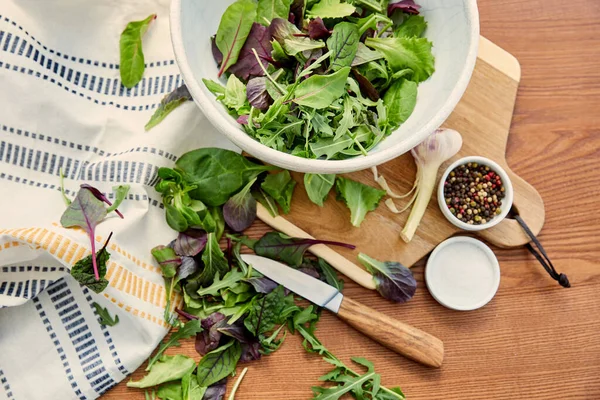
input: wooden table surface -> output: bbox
[107,0,600,398]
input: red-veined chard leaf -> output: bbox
[119,14,156,88]
[358,253,417,303]
[292,66,350,109]
[173,228,208,257]
[308,17,331,40]
[69,233,112,294]
[243,286,297,337]
[388,0,421,16]
[335,177,386,227]
[307,0,356,19]
[327,22,360,71]
[304,173,336,207]
[144,84,192,131]
[260,171,296,214]
[215,0,257,77]
[151,245,181,278]
[196,341,242,388]
[246,77,272,111]
[257,0,293,26]
[254,231,355,267]
[228,22,273,81]
[223,178,258,232]
[80,184,129,218]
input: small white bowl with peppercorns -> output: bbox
[438,156,514,231]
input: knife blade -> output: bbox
[241,254,444,368]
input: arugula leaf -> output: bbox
[365,36,435,82]
[182,372,206,400]
[352,43,384,67]
[120,14,155,88]
[197,269,245,297]
[335,177,385,227]
[308,0,356,19]
[196,341,242,388]
[327,22,360,71]
[254,232,355,267]
[69,233,111,293]
[216,0,258,76]
[394,14,427,38]
[257,0,293,25]
[304,174,336,207]
[383,79,417,127]
[199,233,229,285]
[176,148,274,207]
[310,128,370,159]
[92,302,119,326]
[292,67,351,109]
[260,171,296,214]
[146,320,203,371]
[229,23,274,81]
[128,355,196,388]
[358,253,416,303]
[145,85,192,131]
[223,178,258,232]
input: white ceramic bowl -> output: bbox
[438,156,514,231]
[170,0,480,173]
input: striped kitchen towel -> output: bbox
[0,1,235,399]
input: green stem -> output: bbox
[228,367,249,400]
[400,165,438,243]
[59,168,71,206]
[252,48,286,94]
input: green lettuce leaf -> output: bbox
[308,0,356,19]
[394,14,427,38]
[127,355,196,388]
[257,0,293,25]
[120,14,156,88]
[335,177,386,227]
[304,174,336,207]
[365,36,435,82]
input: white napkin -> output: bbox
[0,1,234,399]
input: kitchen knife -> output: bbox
[241,254,444,368]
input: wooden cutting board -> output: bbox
[264,37,545,268]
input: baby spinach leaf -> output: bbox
[351,43,383,67]
[358,253,416,303]
[254,232,355,267]
[216,0,258,76]
[383,78,417,127]
[387,0,421,16]
[327,22,360,71]
[197,269,245,297]
[146,320,203,371]
[182,372,206,400]
[394,14,427,38]
[176,148,274,207]
[223,178,258,232]
[199,233,229,285]
[365,37,435,82]
[257,0,293,25]
[151,245,181,278]
[128,355,196,388]
[292,67,350,109]
[174,229,208,257]
[156,383,181,400]
[120,14,156,88]
[304,173,335,206]
[70,234,111,293]
[145,85,192,131]
[308,0,356,19]
[308,17,331,40]
[196,341,242,388]
[229,23,273,81]
[335,177,386,227]
[253,188,280,217]
[261,171,296,214]
[92,302,119,326]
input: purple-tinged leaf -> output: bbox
[211,35,223,66]
[246,77,273,111]
[61,187,109,280]
[176,308,198,320]
[255,232,355,267]
[269,18,295,43]
[81,184,126,219]
[237,115,250,125]
[351,68,380,101]
[223,178,257,232]
[290,0,305,28]
[195,313,228,356]
[245,276,278,294]
[204,379,227,400]
[174,229,208,256]
[151,245,182,278]
[388,0,421,16]
[216,0,257,77]
[308,17,331,40]
[145,84,193,131]
[358,253,416,303]
[298,266,321,280]
[178,256,199,280]
[69,233,112,293]
[229,23,273,81]
[240,341,262,362]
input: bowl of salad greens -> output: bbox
[171,0,479,173]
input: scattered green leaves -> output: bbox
[146,320,203,371]
[145,85,192,131]
[335,177,386,227]
[120,14,156,88]
[261,171,296,214]
[304,174,336,206]
[196,341,242,388]
[128,355,196,388]
[92,302,119,326]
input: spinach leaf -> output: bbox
[223,178,257,232]
[261,171,296,214]
[394,14,427,38]
[156,383,181,400]
[69,233,111,293]
[216,0,258,76]
[383,79,417,127]
[92,302,119,326]
[335,177,385,227]
[182,372,206,400]
[351,43,383,67]
[304,174,335,206]
[197,269,245,297]
[244,286,297,336]
[146,320,203,371]
[128,355,196,388]
[176,148,274,207]
[365,37,435,82]
[327,22,360,71]
[292,67,351,109]
[257,0,293,25]
[229,23,273,81]
[120,14,155,88]
[196,341,242,388]
[145,85,192,131]
[254,232,355,267]
[308,0,356,19]
[199,233,229,285]
[358,253,416,303]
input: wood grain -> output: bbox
[106,1,600,398]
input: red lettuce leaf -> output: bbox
[388,0,421,16]
[204,379,227,400]
[308,17,331,40]
[352,68,380,101]
[245,77,273,111]
[245,275,278,294]
[174,229,207,256]
[229,23,273,81]
[358,253,416,303]
[195,312,228,356]
[290,0,305,28]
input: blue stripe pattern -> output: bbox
[0,369,14,399]
[33,286,87,400]
[0,266,67,299]
[46,281,118,395]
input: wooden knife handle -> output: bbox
[337,297,444,368]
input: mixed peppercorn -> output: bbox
[443,162,506,225]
